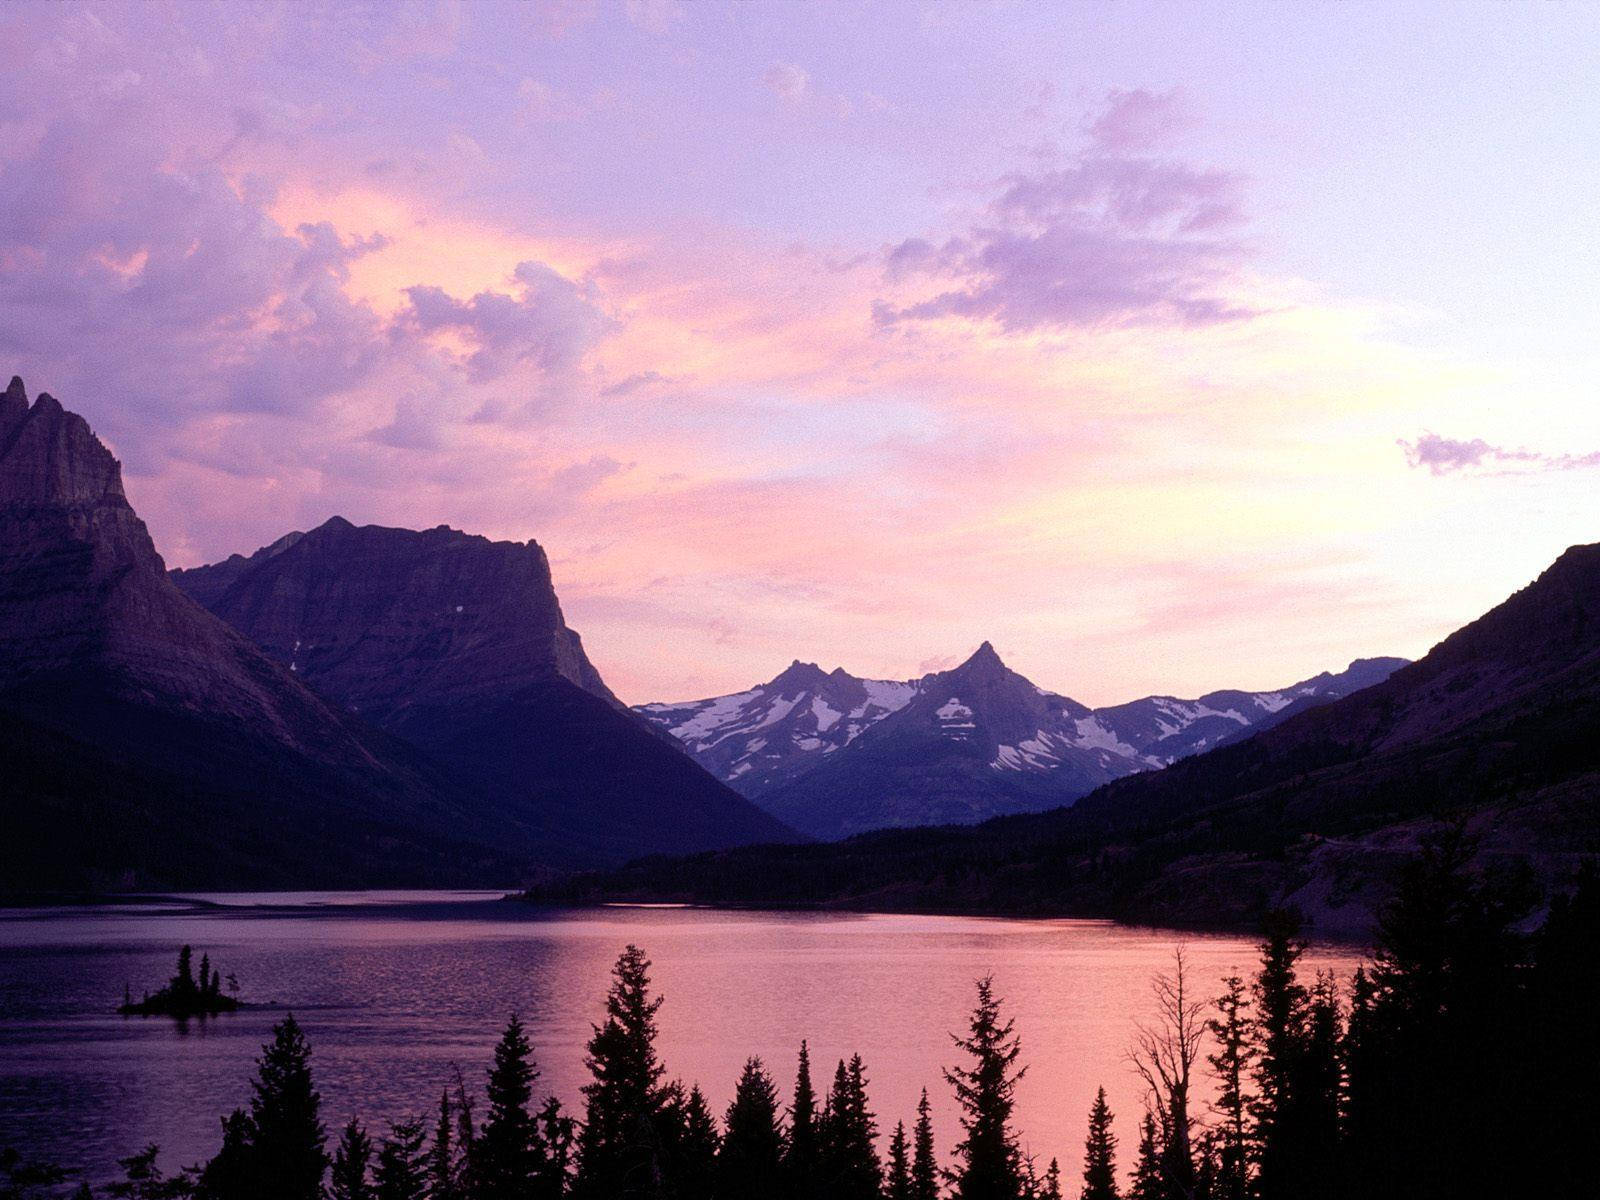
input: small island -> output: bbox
[118,945,241,1017]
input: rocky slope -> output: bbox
[0,377,519,890]
[640,645,1405,839]
[173,518,795,864]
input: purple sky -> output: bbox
[3,1,1599,704]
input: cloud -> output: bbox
[763,62,809,102]
[874,92,1255,333]
[1399,432,1600,475]
[1087,88,1189,154]
[600,370,670,397]
[399,261,614,384]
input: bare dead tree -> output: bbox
[1128,945,1207,1200]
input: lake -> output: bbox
[0,893,1367,1185]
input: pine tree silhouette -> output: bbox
[819,1056,882,1200]
[716,1057,786,1199]
[782,1041,819,1199]
[473,1014,550,1199]
[246,1015,326,1200]
[1206,976,1252,1200]
[1251,911,1309,1200]
[374,1117,428,1200]
[328,1118,374,1200]
[1080,1087,1118,1200]
[910,1087,938,1200]
[429,1091,456,1200]
[944,977,1026,1200]
[574,945,670,1199]
[885,1121,912,1200]
[1127,1111,1160,1200]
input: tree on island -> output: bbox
[119,946,239,1018]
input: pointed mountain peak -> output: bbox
[770,659,828,692]
[33,392,63,417]
[957,640,1005,672]
[314,515,356,534]
[1,376,27,429]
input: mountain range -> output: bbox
[544,543,1600,931]
[0,378,789,891]
[639,646,1406,838]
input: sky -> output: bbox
[3,1,1598,706]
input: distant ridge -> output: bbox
[551,543,1600,930]
[639,638,1406,839]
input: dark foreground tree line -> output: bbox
[4,833,1593,1200]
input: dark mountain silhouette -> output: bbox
[639,646,1404,839]
[172,517,795,865]
[541,545,1600,930]
[0,377,521,890]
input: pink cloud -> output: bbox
[1399,432,1600,475]
[874,94,1256,333]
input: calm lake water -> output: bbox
[0,893,1367,1185]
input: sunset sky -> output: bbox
[3,1,1598,705]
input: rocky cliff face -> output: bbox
[172,517,621,734]
[1,377,523,890]
[172,518,798,864]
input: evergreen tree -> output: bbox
[1250,912,1308,1200]
[328,1118,374,1200]
[104,1145,191,1200]
[176,946,196,999]
[716,1058,786,1200]
[536,1097,576,1200]
[574,945,670,1199]
[473,1014,549,1200]
[944,977,1026,1200]
[1342,830,1528,1200]
[195,1109,255,1200]
[1205,977,1251,1200]
[374,1118,428,1200]
[782,1042,819,1199]
[665,1083,719,1199]
[1037,1159,1062,1200]
[248,1015,326,1200]
[885,1122,912,1200]
[1298,972,1343,1200]
[1127,1112,1160,1200]
[429,1092,456,1200]
[1080,1088,1118,1200]
[910,1088,938,1200]
[819,1057,882,1200]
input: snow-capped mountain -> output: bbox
[636,644,1407,839]
[638,659,922,796]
